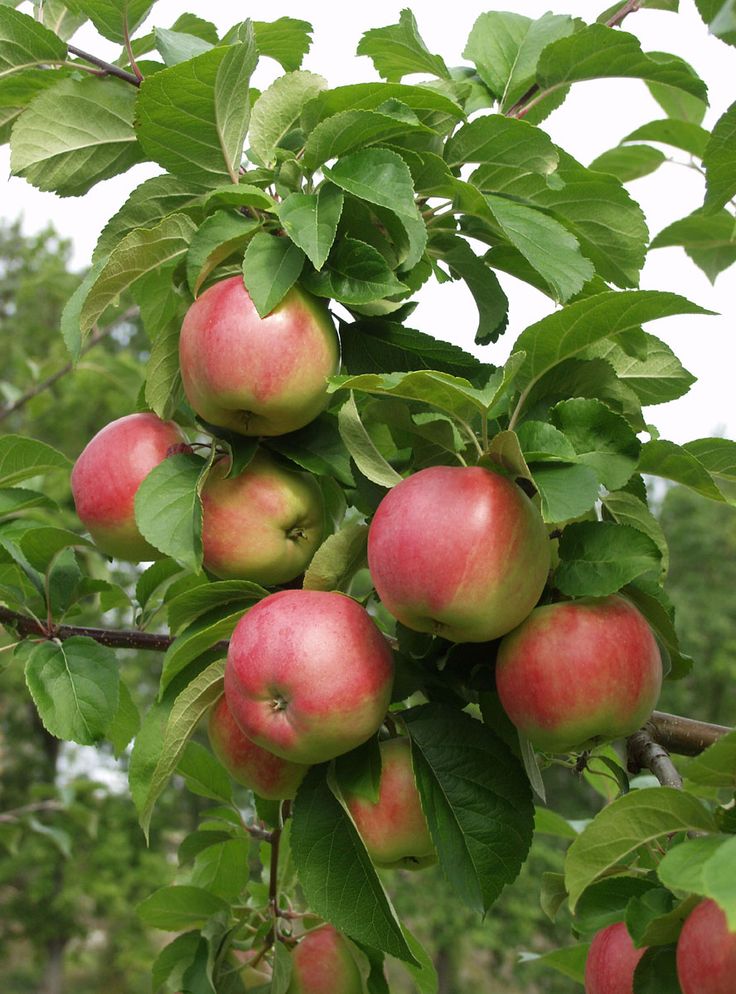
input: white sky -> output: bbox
[2,1,734,444]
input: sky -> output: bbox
[1,0,734,445]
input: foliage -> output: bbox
[1,2,736,993]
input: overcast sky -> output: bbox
[2,0,733,445]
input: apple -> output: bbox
[224,590,394,764]
[343,736,436,869]
[179,275,340,437]
[71,412,186,561]
[677,899,736,994]
[495,595,663,753]
[201,449,324,584]
[208,694,309,800]
[232,948,273,989]
[367,465,550,643]
[585,922,646,994]
[288,925,363,994]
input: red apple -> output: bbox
[201,449,324,584]
[585,922,646,994]
[71,412,186,561]
[367,465,550,643]
[288,925,363,994]
[495,595,663,753]
[677,899,736,994]
[231,948,273,989]
[343,736,435,869]
[224,590,394,764]
[208,694,309,800]
[179,275,340,437]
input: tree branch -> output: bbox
[626,728,683,788]
[67,45,141,87]
[0,307,139,424]
[648,710,730,756]
[0,800,65,823]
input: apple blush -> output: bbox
[179,275,340,437]
[585,922,647,994]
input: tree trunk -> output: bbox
[40,935,67,994]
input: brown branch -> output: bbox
[648,711,730,756]
[67,45,141,87]
[627,728,683,789]
[0,307,139,424]
[505,1,643,119]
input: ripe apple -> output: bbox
[677,899,736,994]
[343,736,436,869]
[288,925,363,994]
[224,590,394,764]
[71,412,186,561]
[208,694,309,800]
[201,449,324,584]
[179,275,340,437]
[367,465,550,643]
[495,595,663,753]
[585,922,646,994]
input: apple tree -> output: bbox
[1,2,736,992]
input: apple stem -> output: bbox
[626,729,683,789]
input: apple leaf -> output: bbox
[290,765,416,963]
[0,488,55,518]
[0,436,70,487]
[623,578,693,679]
[63,0,152,44]
[340,318,485,378]
[638,439,726,502]
[24,636,119,746]
[356,9,450,83]
[404,703,534,915]
[166,579,267,633]
[136,41,258,186]
[337,394,402,489]
[445,115,558,186]
[0,6,68,76]
[302,108,432,171]
[650,209,736,284]
[159,606,244,697]
[177,741,232,804]
[276,185,344,271]
[107,680,140,758]
[266,414,355,487]
[583,332,696,407]
[248,69,326,167]
[626,889,699,948]
[573,877,655,937]
[252,16,313,72]
[303,522,369,592]
[154,27,212,66]
[705,101,736,214]
[622,118,709,158]
[680,729,736,789]
[633,945,681,994]
[589,144,666,183]
[242,232,305,317]
[303,237,409,306]
[518,944,589,984]
[564,787,717,910]
[137,885,229,931]
[436,235,509,344]
[656,835,736,929]
[555,521,662,597]
[144,318,183,422]
[190,837,250,902]
[134,453,207,574]
[551,398,641,491]
[186,211,261,296]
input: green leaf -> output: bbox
[302,107,431,171]
[191,838,250,902]
[519,945,589,983]
[510,290,710,407]
[291,766,415,962]
[0,436,70,487]
[339,318,484,378]
[683,437,736,497]
[145,319,183,421]
[324,148,426,269]
[108,679,140,758]
[651,209,736,284]
[334,737,382,805]
[356,9,450,82]
[303,522,368,592]
[276,185,343,271]
[532,464,601,523]
[695,0,736,46]
[178,740,232,803]
[657,835,736,929]
[704,101,736,212]
[154,27,212,66]
[24,636,119,746]
[681,729,736,789]
[303,81,463,129]
[151,934,201,993]
[0,7,67,78]
[248,69,326,167]
[10,76,142,196]
[602,491,669,577]
[445,115,559,189]
[20,525,93,571]
[303,237,408,306]
[583,332,696,406]
[159,607,243,696]
[537,24,708,102]
[647,76,706,124]
[337,394,403,488]
[633,945,681,994]
[138,885,229,931]
[241,233,305,316]
[134,453,206,573]
[622,118,709,158]
[137,658,225,840]
[405,704,534,914]
[638,439,725,502]
[624,578,692,679]
[0,68,66,145]
[136,558,183,614]
[462,10,577,111]
[186,211,260,296]
[589,144,666,182]
[136,42,258,186]
[564,787,716,909]
[626,888,698,947]
[485,194,594,304]
[166,579,266,632]
[574,877,654,936]
[253,16,312,71]
[80,213,196,337]
[556,521,662,597]
[0,487,55,518]
[266,414,354,487]
[436,236,509,344]
[551,398,641,490]
[200,183,274,212]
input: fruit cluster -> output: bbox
[71,275,673,984]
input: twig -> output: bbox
[122,17,144,83]
[0,307,139,424]
[626,728,683,789]
[606,0,642,29]
[67,45,141,87]
[648,711,730,756]
[0,800,65,823]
